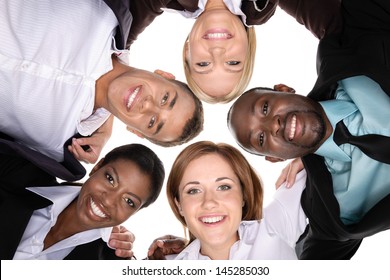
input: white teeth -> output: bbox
[90,198,107,218]
[127,87,140,109]
[289,115,296,140]
[201,216,224,224]
[205,33,229,39]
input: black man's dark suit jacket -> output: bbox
[299,0,390,259]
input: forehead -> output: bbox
[183,153,236,179]
[111,159,152,200]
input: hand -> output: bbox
[108,225,136,259]
[147,235,188,260]
[68,116,113,164]
[275,158,304,189]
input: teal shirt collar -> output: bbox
[316,100,358,162]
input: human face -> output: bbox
[107,69,195,142]
[229,89,330,160]
[187,10,248,97]
[76,159,151,230]
[176,154,243,258]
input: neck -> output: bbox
[200,244,230,260]
[204,0,228,11]
[199,231,239,260]
[43,200,85,250]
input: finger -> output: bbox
[115,248,134,259]
[71,138,97,164]
[159,239,185,250]
[109,238,133,251]
[147,239,164,256]
[111,225,120,234]
[275,166,289,189]
[148,247,166,260]
[68,143,81,161]
[285,160,304,188]
[110,231,135,243]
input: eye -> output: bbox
[148,116,156,128]
[259,132,264,147]
[262,102,268,115]
[196,62,210,67]
[124,197,135,208]
[105,173,114,185]
[187,188,201,195]
[161,93,169,105]
[226,61,240,66]
[218,184,231,191]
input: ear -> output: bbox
[126,126,145,138]
[154,69,176,80]
[174,198,184,216]
[273,84,296,94]
[265,156,286,163]
[89,158,105,176]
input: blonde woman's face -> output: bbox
[186,9,248,98]
[176,154,243,256]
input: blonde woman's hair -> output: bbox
[183,27,256,104]
[166,141,264,242]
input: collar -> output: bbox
[174,221,257,260]
[164,0,250,27]
[316,99,358,161]
[27,185,112,243]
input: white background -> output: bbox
[88,8,390,261]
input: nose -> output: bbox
[139,95,156,113]
[201,190,218,210]
[209,46,226,57]
[260,115,281,137]
[101,189,118,208]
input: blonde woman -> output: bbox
[130,0,342,103]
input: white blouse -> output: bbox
[14,185,112,260]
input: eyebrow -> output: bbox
[153,92,178,136]
[215,177,235,182]
[127,191,142,205]
[183,177,235,188]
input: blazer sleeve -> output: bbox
[278,0,343,39]
[241,0,278,26]
[127,0,201,48]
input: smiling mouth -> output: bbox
[288,115,297,141]
[200,215,225,224]
[126,86,141,111]
[90,198,107,218]
[202,31,232,40]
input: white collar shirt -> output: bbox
[13,185,112,260]
[167,170,308,260]
[0,0,124,161]
[163,0,254,27]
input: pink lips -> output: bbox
[202,29,233,40]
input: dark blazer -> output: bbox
[125,0,343,48]
[299,0,390,259]
[0,152,120,260]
